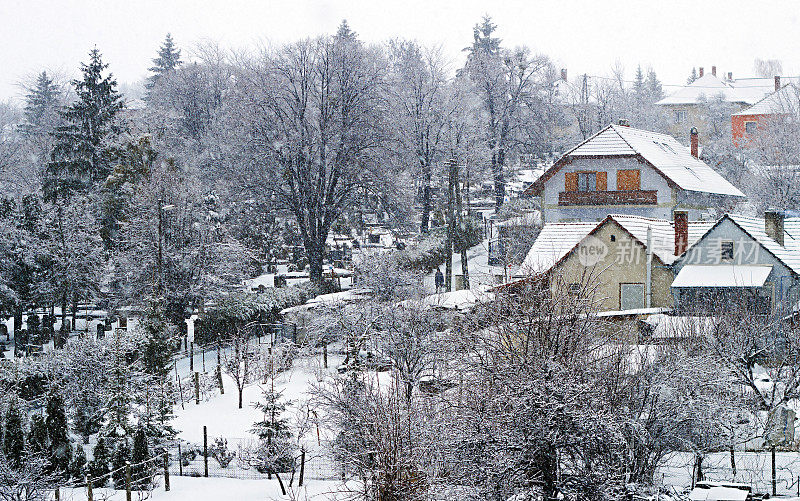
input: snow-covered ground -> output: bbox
[58,475,354,501]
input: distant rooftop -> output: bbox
[657,73,799,106]
[732,84,800,117]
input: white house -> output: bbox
[522,124,745,223]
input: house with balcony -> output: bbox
[521,124,745,223]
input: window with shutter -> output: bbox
[596,172,607,191]
[617,169,641,191]
[565,172,578,191]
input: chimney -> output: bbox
[618,119,630,127]
[765,210,785,246]
[690,127,699,158]
[674,210,689,255]
[712,65,717,76]
[561,68,567,81]
[775,75,781,91]
[727,71,733,81]
[699,67,704,78]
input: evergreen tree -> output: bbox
[646,68,663,101]
[633,65,646,100]
[88,436,111,484]
[20,71,61,137]
[687,67,698,84]
[45,48,124,202]
[140,297,174,377]
[70,444,87,481]
[130,427,151,490]
[146,33,182,92]
[27,413,48,456]
[111,441,130,489]
[3,399,25,467]
[45,387,72,474]
[252,387,291,442]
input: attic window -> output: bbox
[720,240,734,262]
[610,234,616,242]
[745,121,757,133]
[674,110,687,123]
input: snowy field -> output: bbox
[57,476,353,501]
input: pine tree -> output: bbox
[646,69,663,101]
[88,436,111,484]
[130,427,151,490]
[146,33,182,92]
[140,297,174,378]
[251,386,294,473]
[27,413,48,455]
[20,71,61,137]
[70,445,87,481]
[687,67,698,84]
[3,399,25,467]
[45,48,124,202]
[45,387,72,474]
[634,65,646,98]
[111,441,130,489]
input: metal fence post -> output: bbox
[178,442,183,476]
[299,449,305,487]
[195,371,200,405]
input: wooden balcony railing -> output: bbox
[558,189,658,206]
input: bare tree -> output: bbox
[221,24,387,283]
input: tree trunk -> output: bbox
[494,147,506,209]
[420,161,432,234]
[59,293,68,348]
[13,305,22,357]
[445,159,456,292]
[307,240,324,284]
[238,387,243,409]
[455,164,470,289]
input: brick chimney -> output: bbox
[618,119,630,127]
[674,210,689,255]
[561,68,567,81]
[712,65,717,76]
[765,210,785,246]
[775,75,781,91]
[699,67,704,78]
[690,127,699,158]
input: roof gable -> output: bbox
[519,214,713,275]
[682,214,800,275]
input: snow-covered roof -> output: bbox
[518,214,713,275]
[724,214,800,275]
[644,314,719,339]
[732,84,800,117]
[407,288,495,311]
[672,264,773,287]
[657,73,787,106]
[524,125,745,198]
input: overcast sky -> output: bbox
[1,0,799,103]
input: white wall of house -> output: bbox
[542,157,675,222]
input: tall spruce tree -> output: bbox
[21,71,61,138]
[88,436,111,484]
[130,427,150,489]
[45,387,72,474]
[146,33,182,93]
[45,48,124,202]
[3,399,25,467]
[27,413,48,455]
